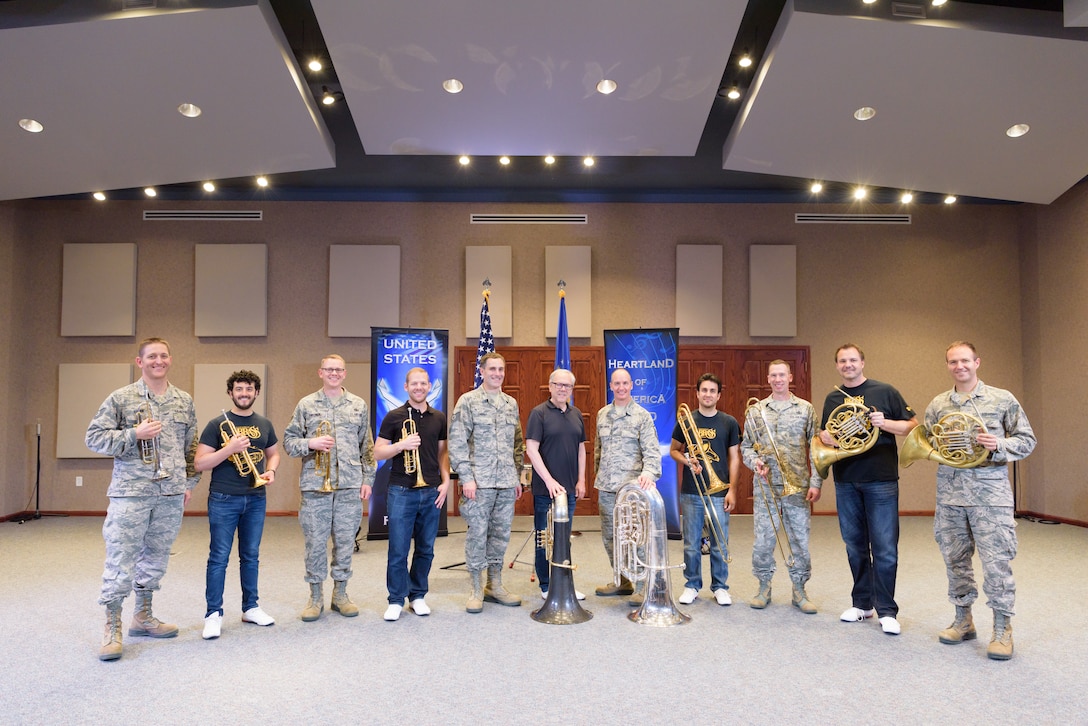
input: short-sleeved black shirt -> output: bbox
[198,411,278,496]
[821,378,914,483]
[671,410,739,497]
[525,400,585,497]
[377,402,448,487]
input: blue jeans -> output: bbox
[835,480,900,617]
[534,493,577,592]
[386,485,441,604]
[206,491,266,616]
[681,493,729,591]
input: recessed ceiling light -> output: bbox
[459,156,470,166]
[177,103,202,118]
[544,156,555,165]
[93,192,106,201]
[932,0,948,6]
[202,182,216,192]
[944,195,957,204]
[810,182,823,193]
[442,79,464,94]
[727,87,741,100]
[738,54,752,68]
[256,176,269,187]
[308,59,323,72]
[583,157,595,167]
[901,192,913,203]
[853,187,867,200]
[144,187,157,198]
[863,0,877,4]
[1006,123,1030,138]
[853,106,876,121]
[596,79,617,95]
[321,87,336,105]
[499,156,510,166]
[18,118,43,133]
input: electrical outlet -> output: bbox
[76,476,83,487]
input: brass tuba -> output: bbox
[314,420,334,492]
[613,483,690,627]
[900,412,989,469]
[401,416,427,488]
[531,490,592,625]
[676,403,731,565]
[811,387,879,479]
[136,394,169,481]
[219,410,268,487]
[743,397,800,568]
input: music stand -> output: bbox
[12,425,67,524]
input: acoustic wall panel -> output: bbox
[545,246,592,338]
[464,246,512,339]
[749,244,797,337]
[57,363,133,458]
[676,245,723,337]
[61,243,136,336]
[329,245,400,337]
[195,244,267,336]
[194,364,268,430]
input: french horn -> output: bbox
[811,387,879,479]
[900,412,989,469]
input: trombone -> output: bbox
[136,393,169,481]
[219,410,268,487]
[743,397,800,568]
[676,403,731,564]
[314,420,334,492]
[401,416,427,488]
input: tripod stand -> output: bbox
[12,424,67,524]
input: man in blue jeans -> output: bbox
[195,370,280,639]
[373,368,450,621]
[819,344,916,635]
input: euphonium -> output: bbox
[531,490,592,625]
[743,397,799,568]
[900,412,989,469]
[219,410,268,487]
[401,417,427,488]
[811,387,879,479]
[676,403,731,564]
[136,395,169,481]
[314,420,334,492]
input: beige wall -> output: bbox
[0,193,1073,519]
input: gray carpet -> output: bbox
[1,513,1085,724]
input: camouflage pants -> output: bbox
[299,489,362,583]
[460,488,515,573]
[752,488,812,587]
[934,503,1017,616]
[99,494,185,606]
[598,490,618,566]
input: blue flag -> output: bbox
[474,295,494,388]
[555,294,570,371]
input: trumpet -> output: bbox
[676,403,731,564]
[401,416,427,488]
[136,395,169,481]
[219,410,268,487]
[314,420,334,492]
[744,398,799,568]
[811,386,879,479]
[900,412,989,469]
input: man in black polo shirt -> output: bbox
[373,368,450,621]
[525,368,586,601]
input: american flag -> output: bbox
[473,294,494,388]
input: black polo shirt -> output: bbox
[377,402,447,487]
[525,399,585,497]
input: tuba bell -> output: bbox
[613,483,690,627]
[900,412,989,469]
[531,490,592,625]
[811,387,880,479]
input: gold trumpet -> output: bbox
[136,395,169,481]
[744,397,800,568]
[676,403,731,564]
[314,420,334,492]
[900,412,989,469]
[811,386,879,479]
[401,416,427,488]
[219,410,268,487]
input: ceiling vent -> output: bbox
[143,210,263,221]
[795,213,911,225]
[470,213,587,224]
[891,3,926,19]
[122,0,158,10]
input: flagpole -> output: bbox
[474,278,494,389]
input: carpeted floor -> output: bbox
[1,513,1084,724]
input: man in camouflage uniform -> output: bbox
[448,352,526,613]
[85,338,199,662]
[925,342,1035,660]
[741,360,823,614]
[593,368,662,605]
[283,354,376,621]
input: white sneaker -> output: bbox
[879,616,901,635]
[713,589,732,606]
[678,587,699,605]
[409,599,430,616]
[383,604,402,621]
[576,590,586,601]
[541,590,548,600]
[840,607,876,622]
[202,612,222,640]
[242,607,275,626]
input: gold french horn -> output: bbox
[899,412,989,469]
[811,387,879,479]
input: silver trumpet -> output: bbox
[137,393,169,481]
[613,482,690,627]
[531,490,592,625]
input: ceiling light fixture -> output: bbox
[901,192,913,203]
[19,118,43,133]
[442,79,464,94]
[1006,123,1030,138]
[544,156,555,165]
[459,156,470,166]
[308,59,323,72]
[177,103,202,118]
[727,87,741,100]
[853,106,876,121]
[738,54,752,69]
[583,157,595,167]
[853,187,868,200]
[596,79,617,95]
[932,0,948,6]
[321,86,339,105]
[256,176,269,188]
[810,182,823,193]
[499,156,510,166]
[144,187,157,198]
[863,0,877,4]
[93,192,106,201]
[202,182,216,192]
[944,195,957,204]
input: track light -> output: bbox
[321,86,343,106]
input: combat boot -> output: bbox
[987,612,1014,660]
[938,605,977,644]
[129,588,178,638]
[466,571,484,614]
[331,580,359,617]
[792,586,818,614]
[301,582,324,622]
[98,603,123,661]
[484,566,522,606]
[595,576,635,597]
[749,580,772,609]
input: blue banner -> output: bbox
[603,329,680,537]
[367,327,449,540]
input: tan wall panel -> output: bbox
[329,245,400,337]
[465,246,511,339]
[195,244,267,336]
[676,244,722,336]
[545,245,591,339]
[749,244,796,337]
[57,363,132,459]
[61,243,136,336]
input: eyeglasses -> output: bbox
[320,367,346,374]
[550,382,574,390]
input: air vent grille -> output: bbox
[143,210,263,222]
[470,213,587,224]
[795,213,911,225]
[891,2,926,19]
[122,0,158,10]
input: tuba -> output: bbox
[676,404,731,564]
[900,412,989,469]
[136,394,169,481]
[613,483,690,627]
[743,397,800,568]
[531,490,592,625]
[314,420,334,492]
[401,416,427,488]
[811,387,879,479]
[219,410,268,487]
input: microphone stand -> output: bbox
[13,424,67,524]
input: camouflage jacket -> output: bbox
[594,401,662,492]
[741,394,823,493]
[282,388,376,492]
[448,386,525,488]
[85,379,198,496]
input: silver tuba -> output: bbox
[613,483,690,627]
[531,490,592,625]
